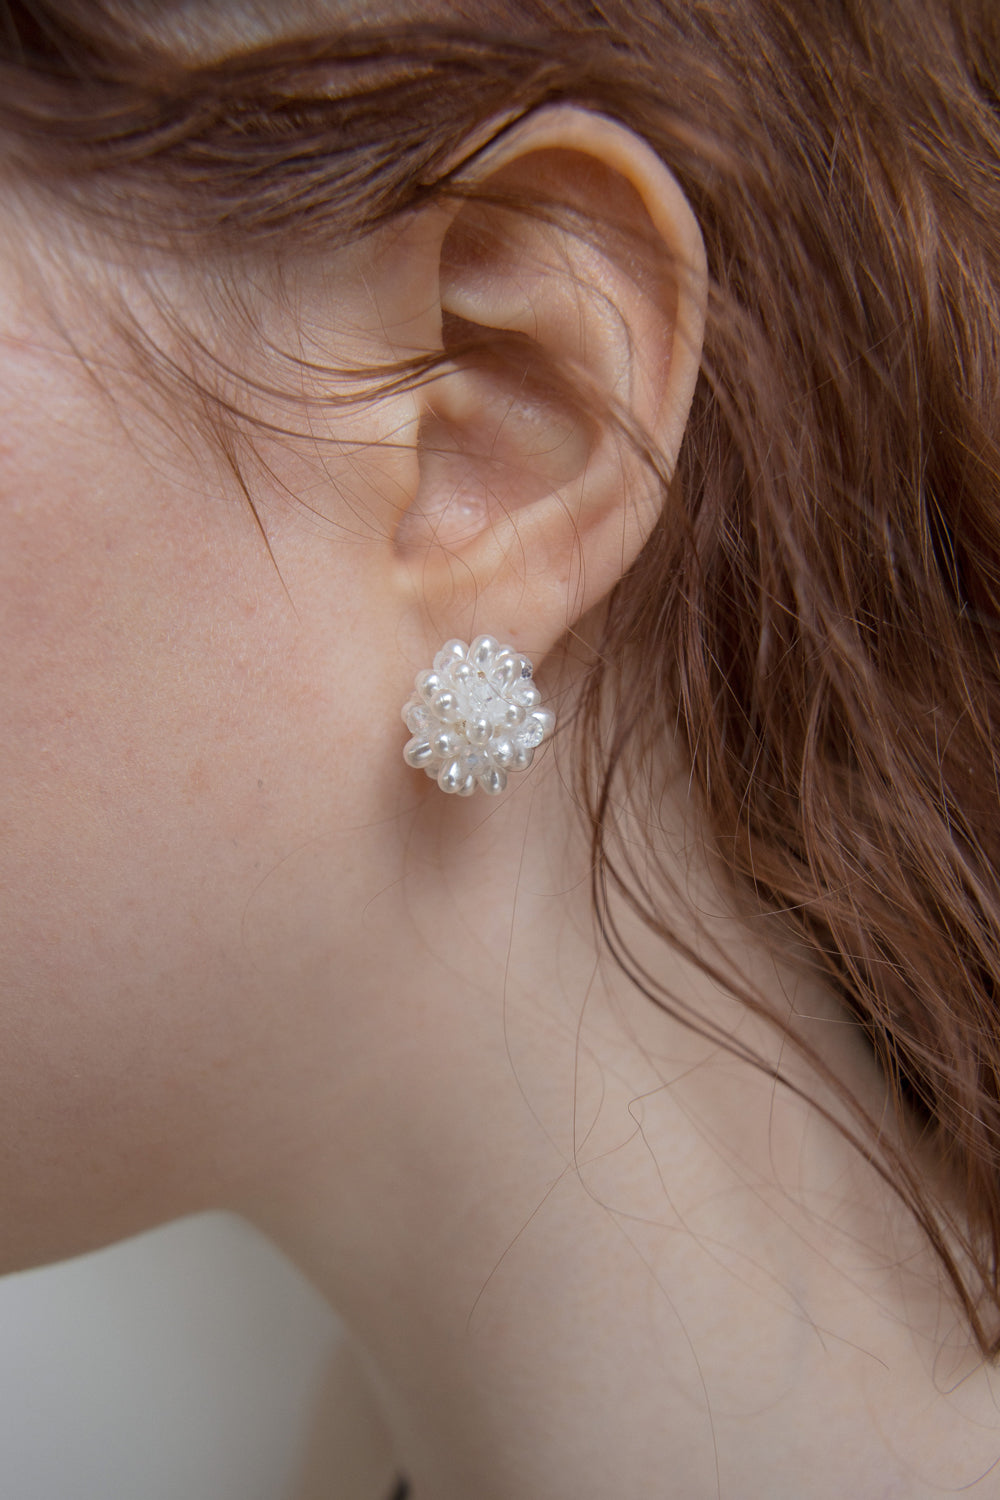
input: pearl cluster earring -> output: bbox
[402,636,555,795]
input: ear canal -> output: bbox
[399,346,597,551]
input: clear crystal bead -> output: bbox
[404,704,432,733]
[518,719,545,750]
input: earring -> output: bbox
[402,636,555,796]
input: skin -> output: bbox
[2,105,1000,1498]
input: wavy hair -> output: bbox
[3,0,1000,1351]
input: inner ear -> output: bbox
[398,322,599,550]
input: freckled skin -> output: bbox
[2,112,1000,1498]
[0,228,418,1269]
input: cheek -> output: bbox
[0,491,241,1253]
[0,452,266,979]
[0,401,398,1268]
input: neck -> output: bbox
[237,748,935,1498]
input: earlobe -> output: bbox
[393,106,707,658]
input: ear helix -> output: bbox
[402,636,555,795]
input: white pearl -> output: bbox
[434,639,468,672]
[417,669,443,702]
[431,689,462,722]
[490,736,515,769]
[438,758,465,793]
[404,737,434,768]
[491,651,520,690]
[479,767,507,795]
[470,634,500,669]
[433,730,461,758]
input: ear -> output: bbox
[393,105,707,661]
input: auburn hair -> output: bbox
[3,0,1000,1351]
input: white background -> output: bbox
[0,1214,338,1500]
